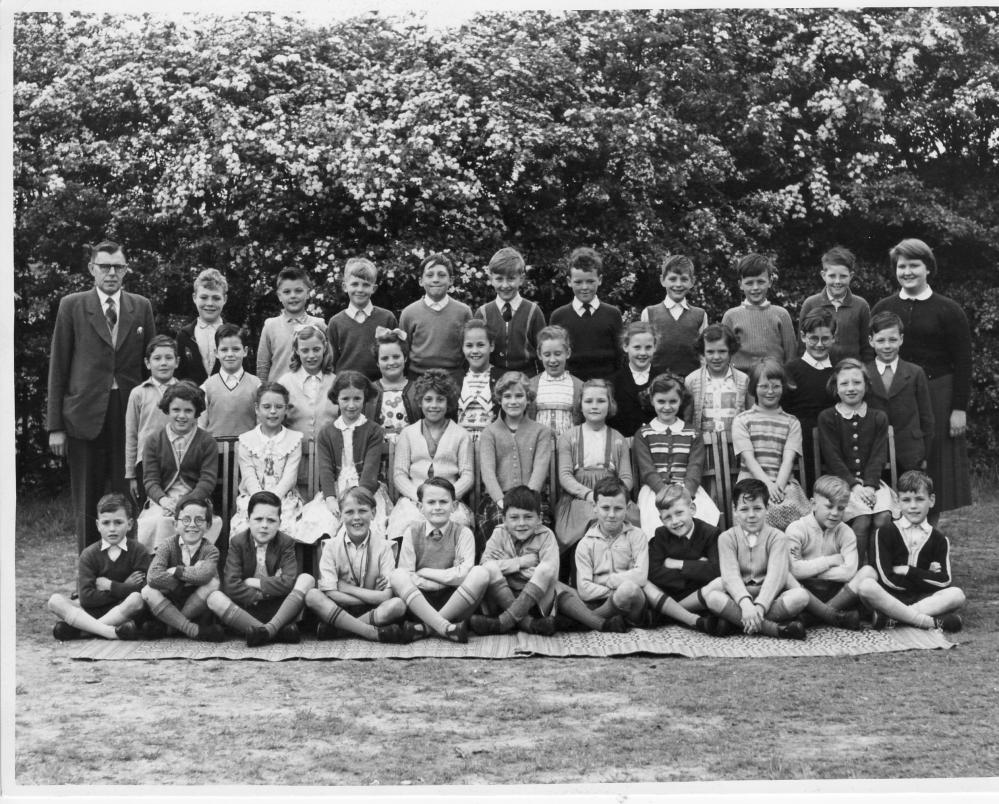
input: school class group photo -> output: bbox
[45,236,971,650]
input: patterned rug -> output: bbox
[63,625,954,661]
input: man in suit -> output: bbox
[47,241,156,552]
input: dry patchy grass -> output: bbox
[12,489,999,785]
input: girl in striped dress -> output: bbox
[527,325,582,438]
[730,358,811,531]
[634,373,720,537]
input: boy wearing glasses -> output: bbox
[47,241,156,552]
[141,496,226,641]
[784,308,837,490]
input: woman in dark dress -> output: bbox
[871,238,972,521]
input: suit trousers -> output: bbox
[67,389,128,552]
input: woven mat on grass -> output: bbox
[64,625,953,661]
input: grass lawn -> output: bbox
[11,490,999,786]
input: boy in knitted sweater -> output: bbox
[399,253,473,380]
[474,247,546,374]
[722,254,797,373]
[256,267,326,382]
[640,254,707,378]
[199,324,260,438]
[550,247,623,380]
[327,257,398,381]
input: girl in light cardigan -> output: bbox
[477,372,553,551]
[387,370,474,547]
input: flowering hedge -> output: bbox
[14,9,999,489]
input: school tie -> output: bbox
[502,302,513,323]
[105,298,117,330]
[582,303,592,318]
[882,364,894,391]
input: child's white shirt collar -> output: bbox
[346,302,374,320]
[100,538,127,553]
[495,294,523,313]
[664,297,690,312]
[802,353,832,370]
[835,402,868,418]
[571,297,601,315]
[741,299,771,309]
[423,294,451,312]
[649,418,685,434]
[876,357,899,375]
[899,287,933,301]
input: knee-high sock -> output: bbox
[605,584,645,622]
[54,601,117,640]
[487,576,517,618]
[367,598,407,626]
[98,594,143,627]
[265,588,307,637]
[677,589,706,612]
[218,601,265,635]
[306,590,378,640]
[867,590,934,628]
[437,582,486,624]
[826,584,859,611]
[804,591,841,625]
[147,592,199,639]
[180,585,215,621]
[556,588,605,630]
[402,587,452,636]
[498,580,546,631]
[652,591,698,627]
[710,597,744,628]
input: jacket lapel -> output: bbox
[86,290,114,348]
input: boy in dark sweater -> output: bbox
[641,254,707,378]
[48,493,149,641]
[550,247,623,380]
[327,257,398,382]
[140,495,225,641]
[643,484,723,633]
[474,247,546,375]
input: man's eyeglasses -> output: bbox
[178,516,207,526]
[91,263,128,275]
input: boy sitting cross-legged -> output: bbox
[303,486,413,644]
[784,476,862,630]
[851,470,965,632]
[140,495,226,642]
[48,493,149,641]
[207,490,316,647]
[469,486,560,637]
[567,476,648,628]
[642,484,723,634]
[702,478,809,639]
[388,477,491,643]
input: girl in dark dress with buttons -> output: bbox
[871,239,972,522]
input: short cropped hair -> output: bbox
[89,241,123,261]
[193,268,228,294]
[175,495,214,527]
[328,370,374,404]
[488,247,525,278]
[503,485,541,515]
[620,320,658,350]
[577,378,617,419]
[338,485,377,511]
[536,325,571,355]
[696,323,740,356]
[593,475,629,502]
[736,253,773,280]
[344,257,378,284]
[159,380,206,416]
[145,334,178,359]
[215,322,247,348]
[825,357,871,398]
[247,490,282,516]
[732,477,769,508]
[417,476,456,502]
[420,253,454,277]
[462,317,493,344]
[275,267,313,289]
[897,469,934,496]
[889,238,936,273]
[812,475,850,506]
[96,492,132,518]
[493,371,533,409]
[567,246,603,276]
[821,246,856,272]
[655,483,692,511]
[413,369,459,420]
[660,254,695,280]
[800,307,837,335]
[288,324,334,373]
[869,311,904,336]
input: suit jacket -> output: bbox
[864,359,935,472]
[47,289,156,439]
[223,529,299,606]
[175,319,254,384]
